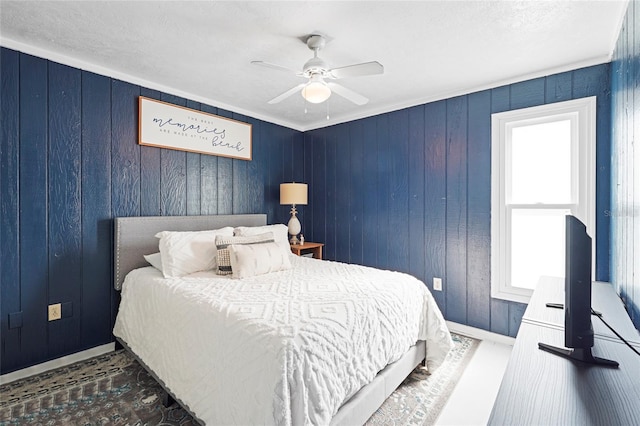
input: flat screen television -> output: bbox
[538,215,618,368]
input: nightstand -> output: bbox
[290,242,324,260]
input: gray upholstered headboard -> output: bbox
[114,214,267,290]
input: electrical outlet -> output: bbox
[433,277,443,291]
[48,303,62,321]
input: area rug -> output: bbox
[0,333,478,426]
[366,333,479,425]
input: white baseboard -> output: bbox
[447,321,516,347]
[0,342,116,385]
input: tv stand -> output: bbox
[489,277,640,425]
[538,343,619,368]
[538,300,613,365]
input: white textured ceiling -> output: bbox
[0,1,628,131]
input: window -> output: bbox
[491,97,596,303]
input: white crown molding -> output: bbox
[304,55,612,131]
[0,37,305,131]
[1,37,611,133]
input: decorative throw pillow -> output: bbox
[215,232,275,275]
[229,241,292,279]
[233,224,290,246]
[155,227,234,278]
[143,252,163,272]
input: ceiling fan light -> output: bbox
[301,81,331,104]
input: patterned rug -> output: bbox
[0,333,478,426]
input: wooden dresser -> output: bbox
[488,277,640,425]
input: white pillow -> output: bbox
[215,232,275,275]
[229,241,292,279]
[233,224,290,246]
[155,227,234,278]
[143,252,163,272]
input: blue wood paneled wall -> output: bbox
[302,64,612,336]
[0,45,614,374]
[0,47,301,374]
[611,1,640,329]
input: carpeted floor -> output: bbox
[0,333,478,426]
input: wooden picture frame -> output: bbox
[138,96,252,160]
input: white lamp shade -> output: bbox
[301,75,331,104]
[280,183,308,205]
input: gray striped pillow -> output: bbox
[214,232,275,275]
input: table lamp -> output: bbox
[280,183,308,244]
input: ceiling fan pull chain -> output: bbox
[326,101,330,120]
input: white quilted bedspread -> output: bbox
[113,255,452,425]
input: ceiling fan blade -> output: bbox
[328,61,384,79]
[267,83,306,104]
[251,61,302,76]
[327,82,369,105]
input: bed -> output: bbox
[112,214,452,425]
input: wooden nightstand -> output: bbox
[290,242,324,260]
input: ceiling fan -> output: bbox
[251,34,384,106]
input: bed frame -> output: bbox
[113,214,426,425]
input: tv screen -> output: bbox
[564,214,594,349]
[538,215,618,368]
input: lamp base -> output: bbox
[287,206,301,245]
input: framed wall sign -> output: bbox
[138,96,252,160]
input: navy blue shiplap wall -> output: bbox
[0,47,302,374]
[302,64,612,336]
[611,1,640,329]
[0,44,615,374]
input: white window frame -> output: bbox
[491,97,596,303]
